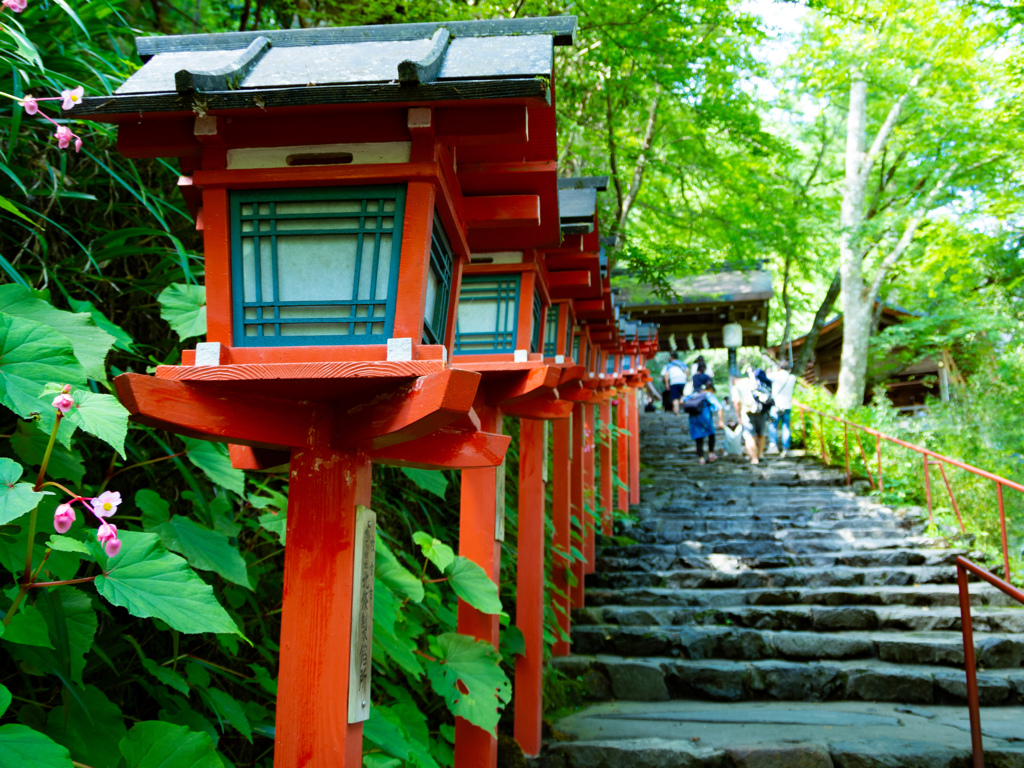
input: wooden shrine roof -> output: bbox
[76,16,576,116]
[618,269,773,349]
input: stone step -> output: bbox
[596,547,971,573]
[631,532,945,552]
[569,625,1024,668]
[588,565,961,590]
[571,603,1024,643]
[543,700,1024,768]
[551,654,1024,707]
[581,583,1014,610]
[635,525,917,542]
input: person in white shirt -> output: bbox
[771,361,798,458]
[730,369,766,465]
[662,352,688,415]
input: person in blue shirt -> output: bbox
[688,383,726,465]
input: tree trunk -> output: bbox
[793,269,841,376]
[780,248,794,359]
[835,72,870,409]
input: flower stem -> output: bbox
[34,413,62,491]
[29,575,97,589]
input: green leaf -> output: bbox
[44,685,126,768]
[412,532,455,573]
[0,194,36,226]
[0,285,115,381]
[202,687,252,742]
[400,468,448,499]
[45,536,92,555]
[257,510,286,545]
[0,724,73,768]
[67,299,135,353]
[135,489,171,529]
[426,633,511,733]
[500,625,526,659]
[363,707,411,760]
[10,421,85,485]
[63,391,130,458]
[3,603,52,648]
[15,587,98,685]
[127,638,189,695]
[364,757,402,768]
[94,531,242,637]
[158,284,207,341]
[0,457,45,526]
[184,439,245,495]
[376,536,424,603]
[0,683,9,717]
[445,557,502,615]
[153,516,251,589]
[119,721,221,768]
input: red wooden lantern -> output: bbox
[74,17,578,768]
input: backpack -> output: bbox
[682,391,708,416]
[752,379,773,414]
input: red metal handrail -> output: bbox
[794,403,1023,581]
[956,556,1024,767]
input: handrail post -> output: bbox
[876,436,883,494]
[923,454,933,525]
[818,414,828,464]
[956,562,985,768]
[854,431,876,490]
[998,482,1010,582]
[937,462,966,534]
[843,423,851,486]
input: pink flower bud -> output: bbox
[53,503,75,534]
[52,392,74,414]
[21,95,38,115]
[55,125,73,149]
[96,522,119,557]
[91,490,122,518]
[2,0,28,12]
[74,137,82,153]
[60,86,84,111]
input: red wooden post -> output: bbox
[616,397,629,512]
[628,388,640,506]
[570,403,585,609]
[276,422,370,768]
[583,403,597,575]
[514,418,545,756]
[924,454,933,525]
[599,399,613,536]
[551,417,572,656]
[455,403,503,768]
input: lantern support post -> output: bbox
[616,395,629,512]
[628,387,641,506]
[583,402,597,574]
[599,398,614,536]
[551,415,573,656]
[570,402,586,609]
[513,417,546,756]
[455,401,504,768]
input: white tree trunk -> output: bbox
[836,72,870,409]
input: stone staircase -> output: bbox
[544,411,1024,767]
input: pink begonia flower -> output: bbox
[52,392,74,414]
[91,490,122,518]
[2,0,27,12]
[74,136,82,153]
[55,125,73,149]
[53,503,76,534]
[21,95,38,115]
[60,86,84,110]
[96,522,120,557]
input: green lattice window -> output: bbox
[230,185,405,346]
[544,304,559,356]
[606,354,617,375]
[423,216,455,345]
[571,328,581,364]
[454,274,520,354]
[530,291,543,354]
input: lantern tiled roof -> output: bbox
[77,16,576,116]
